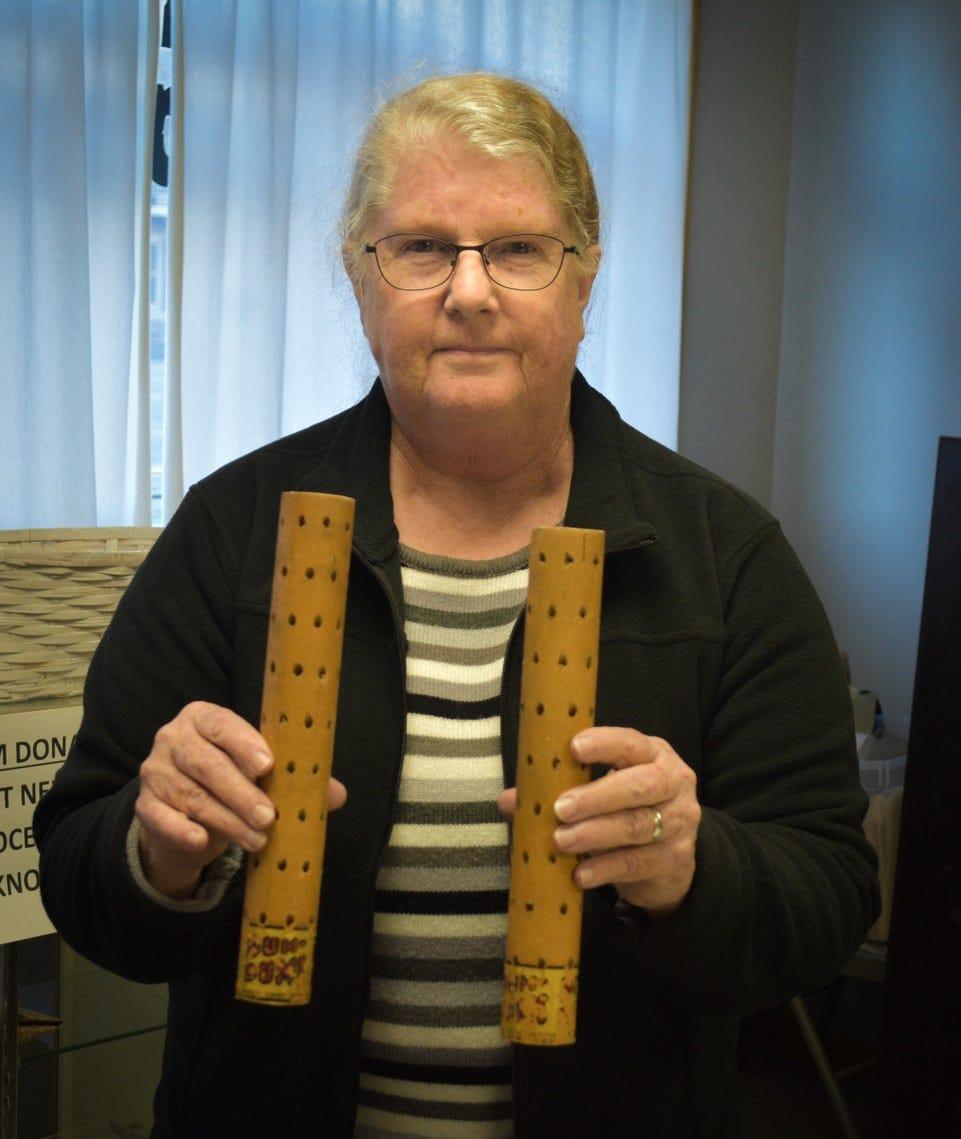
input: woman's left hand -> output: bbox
[498,727,701,919]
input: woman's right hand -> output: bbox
[135,701,347,899]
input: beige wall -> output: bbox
[679,0,961,729]
[679,0,798,506]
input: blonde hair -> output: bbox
[341,72,600,279]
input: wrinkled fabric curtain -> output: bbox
[0,0,157,527]
[164,0,693,516]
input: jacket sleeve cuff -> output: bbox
[585,808,746,972]
[125,818,243,913]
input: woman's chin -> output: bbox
[423,360,527,417]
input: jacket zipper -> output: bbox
[347,546,409,1132]
[499,608,525,1134]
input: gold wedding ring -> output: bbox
[650,806,664,842]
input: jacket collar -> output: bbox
[565,373,659,553]
[297,380,398,565]
[298,371,658,564]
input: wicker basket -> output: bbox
[0,528,160,705]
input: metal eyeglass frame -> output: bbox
[363,233,580,291]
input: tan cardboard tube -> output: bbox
[502,526,605,1045]
[235,491,354,1005]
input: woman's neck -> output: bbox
[389,421,574,559]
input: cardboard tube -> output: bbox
[502,526,604,1045]
[235,491,354,1005]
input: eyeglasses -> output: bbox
[364,233,580,291]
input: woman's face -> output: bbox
[352,136,597,450]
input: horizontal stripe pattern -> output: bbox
[394,773,506,803]
[375,865,508,893]
[371,932,506,960]
[360,1089,512,1120]
[378,844,507,868]
[367,979,505,1006]
[361,1039,513,1069]
[392,800,503,825]
[407,693,502,720]
[361,1073,512,1103]
[356,544,528,1138]
[354,1112,513,1139]
[361,1057,512,1086]
[374,889,508,915]
[367,956,505,984]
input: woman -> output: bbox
[35,74,878,1138]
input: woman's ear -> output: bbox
[344,248,369,338]
[578,245,601,309]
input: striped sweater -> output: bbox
[353,544,529,1139]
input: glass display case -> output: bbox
[16,935,166,1139]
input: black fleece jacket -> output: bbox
[35,375,879,1138]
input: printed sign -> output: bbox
[0,703,81,945]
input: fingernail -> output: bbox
[252,750,272,775]
[570,734,596,762]
[245,832,267,852]
[554,827,574,849]
[252,804,275,827]
[577,866,594,887]
[554,796,576,821]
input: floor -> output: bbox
[738,981,882,1138]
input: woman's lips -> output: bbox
[436,346,508,356]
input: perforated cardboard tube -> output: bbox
[501,526,605,1045]
[235,491,354,1005]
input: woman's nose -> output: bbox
[443,249,497,314]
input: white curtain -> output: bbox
[166,0,693,515]
[0,0,157,528]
